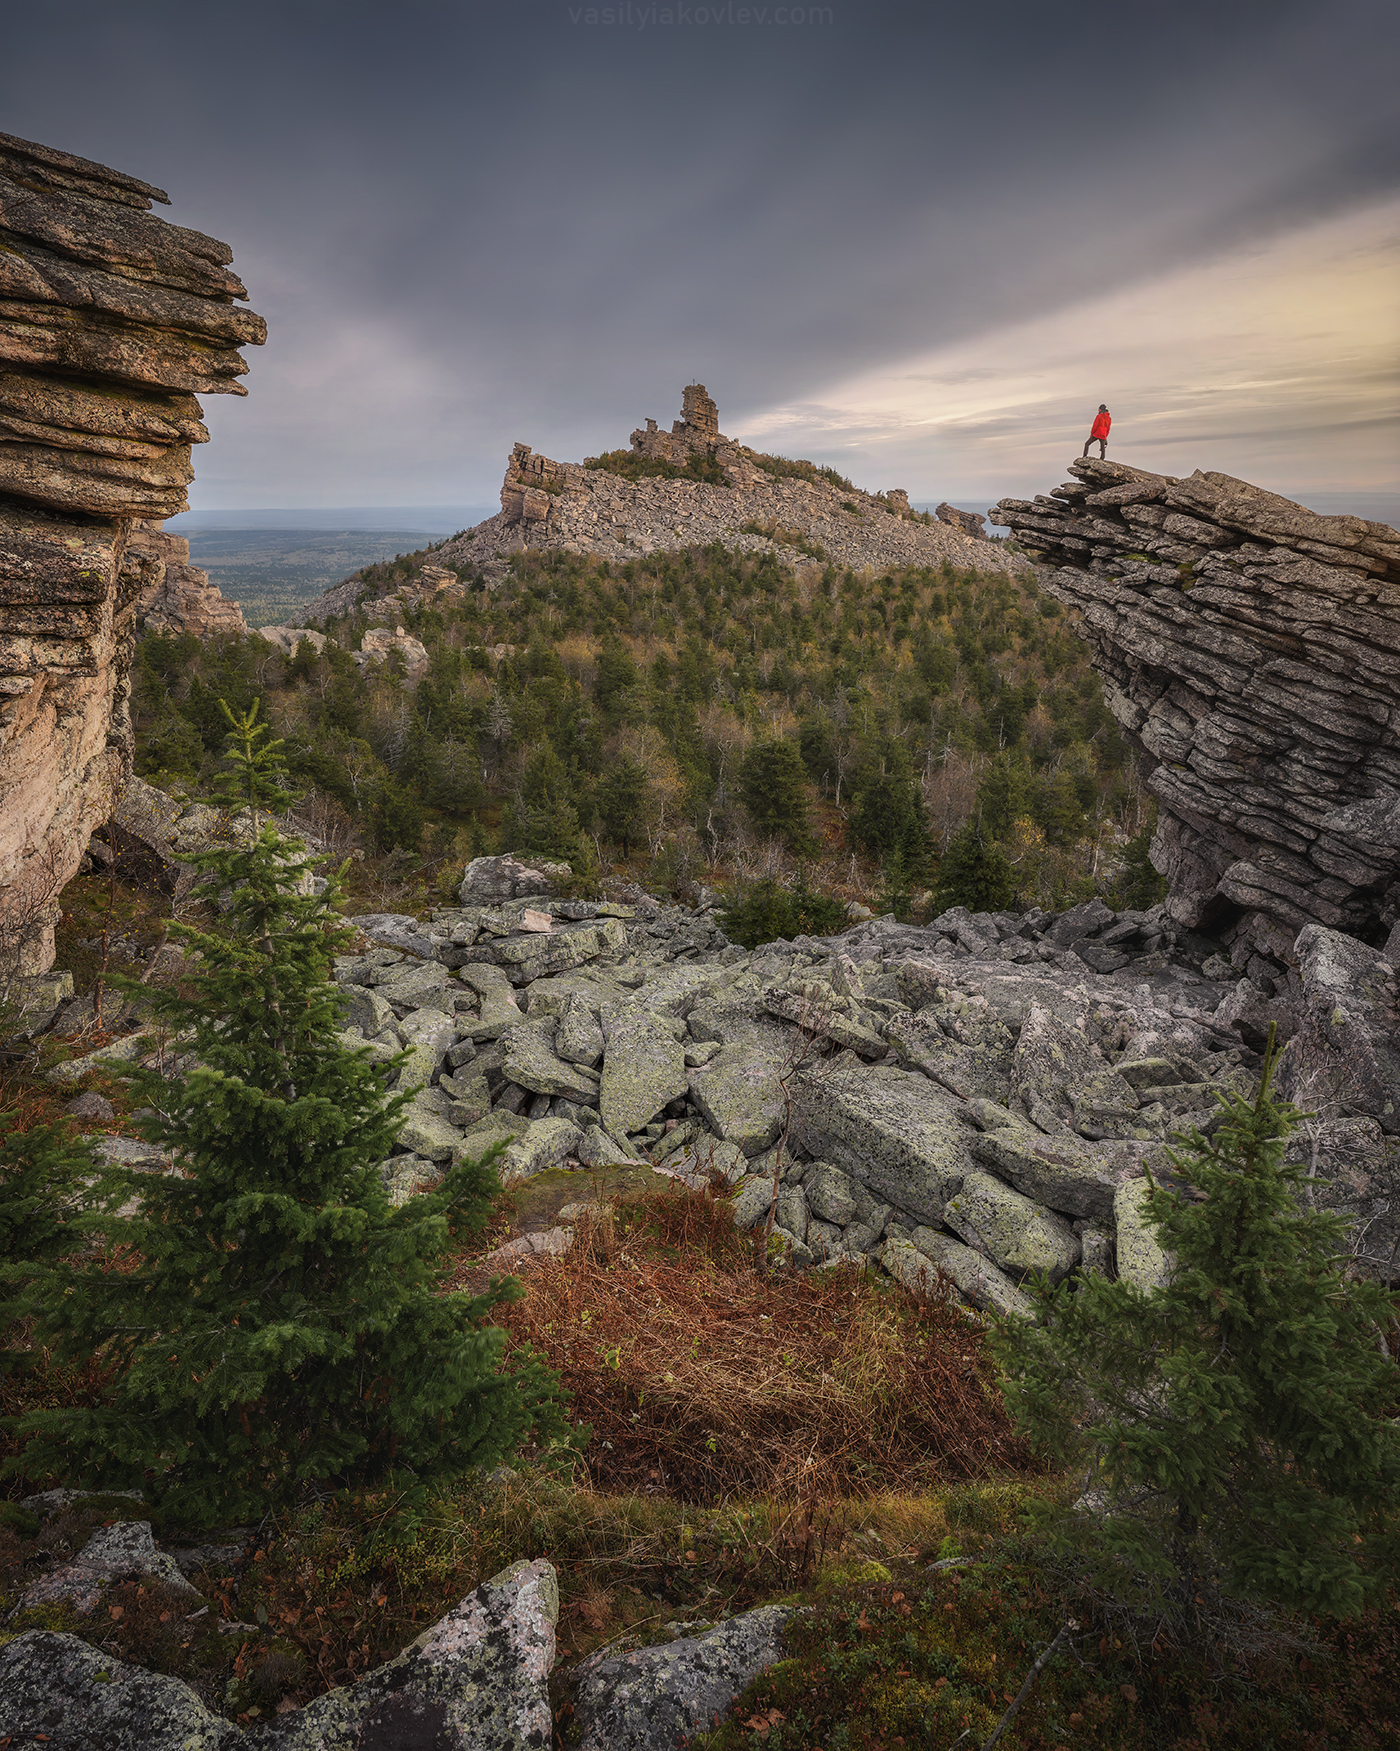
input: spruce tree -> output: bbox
[990,1027,1400,1620]
[736,739,816,852]
[6,702,565,1527]
[0,1113,100,1372]
[933,824,1017,912]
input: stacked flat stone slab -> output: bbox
[0,132,262,975]
[989,461,1400,950]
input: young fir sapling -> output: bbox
[5,701,568,1527]
[990,1025,1400,1622]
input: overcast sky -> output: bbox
[4,0,1397,514]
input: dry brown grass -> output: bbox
[497,1184,1036,1504]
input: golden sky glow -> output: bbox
[737,198,1400,506]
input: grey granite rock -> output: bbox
[571,1604,794,1751]
[968,1127,1124,1222]
[942,1169,1081,1283]
[556,992,605,1067]
[17,1519,197,1616]
[687,1030,791,1157]
[894,1230,1036,1318]
[1,1556,556,1750]
[600,1008,688,1137]
[503,1019,601,1103]
[1113,1178,1172,1291]
[789,1063,969,1226]
[1011,1003,1140,1133]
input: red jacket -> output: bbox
[1091,410,1111,440]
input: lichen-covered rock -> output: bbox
[503,1018,601,1104]
[687,1031,791,1157]
[571,1603,794,1751]
[1113,1178,1172,1291]
[455,962,526,1041]
[500,1116,583,1182]
[968,1127,1124,1221]
[802,1161,859,1227]
[895,1230,1036,1318]
[0,1556,557,1750]
[1011,1003,1140,1134]
[942,1169,1081,1283]
[884,1006,1012,1100]
[1276,924,1400,1134]
[555,992,605,1067]
[17,1519,197,1616]
[459,853,571,905]
[789,1063,969,1226]
[600,1007,688,1137]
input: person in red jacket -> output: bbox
[1082,404,1111,459]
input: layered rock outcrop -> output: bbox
[127,520,246,637]
[0,132,262,974]
[990,461,1400,951]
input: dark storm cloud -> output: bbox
[2,0,1397,504]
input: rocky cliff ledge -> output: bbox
[990,461,1400,960]
[0,132,262,976]
[433,384,1009,583]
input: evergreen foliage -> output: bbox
[990,1028,1400,1621]
[5,703,567,1527]
[130,542,1150,915]
[719,872,848,950]
[934,825,1017,913]
[736,739,816,852]
[0,1114,100,1371]
[847,739,931,869]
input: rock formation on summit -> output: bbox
[0,131,263,977]
[389,385,1013,601]
[990,461,1400,957]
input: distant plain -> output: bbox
[186,529,455,627]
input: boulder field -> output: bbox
[28,849,1400,1743]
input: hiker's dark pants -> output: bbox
[1082,437,1107,459]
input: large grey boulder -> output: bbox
[885,1005,1013,1101]
[887,1231,1035,1318]
[461,919,626,986]
[556,992,605,1067]
[1011,1002,1143,1136]
[968,1127,1124,1221]
[942,1169,1081,1283]
[1276,924,1400,1133]
[789,1064,969,1226]
[1113,1178,1172,1291]
[456,962,526,1041]
[802,1161,859,1227]
[687,1028,793,1157]
[571,1604,794,1751]
[600,1008,688,1136]
[503,1019,601,1104]
[459,852,571,905]
[501,1115,583,1181]
[0,1557,557,1750]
